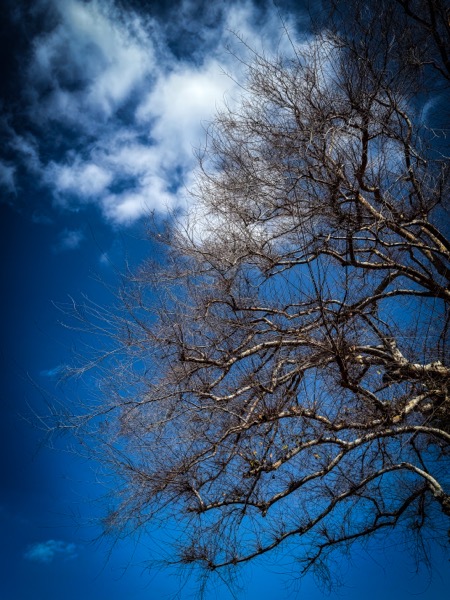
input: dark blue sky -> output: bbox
[1,1,449,598]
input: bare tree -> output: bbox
[64,0,450,591]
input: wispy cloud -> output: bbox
[31,212,54,225]
[39,364,67,378]
[0,161,16,194]
[53,228,85,252]
[24,540,78,563]
[3,0,305,225]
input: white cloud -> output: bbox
[55,228,85,251]
[98,237,126,267]
[24,540,78,563]
[136,61,230,158]
[101,191,150,224]
[29,0,156,124]
[0,161,16,194]
[47,160,113,199]
[10,133,41,174]
[8,0,305,226]
[32,212,54,225]
[40,364,66,378]
[100,175,176,225]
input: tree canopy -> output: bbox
[64,0,450,591]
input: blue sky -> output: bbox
[1,0,449,598]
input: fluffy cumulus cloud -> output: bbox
[47,161,113,199]
[3,0,304,226]
[24,540,78,564]
[28,0,156,125]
